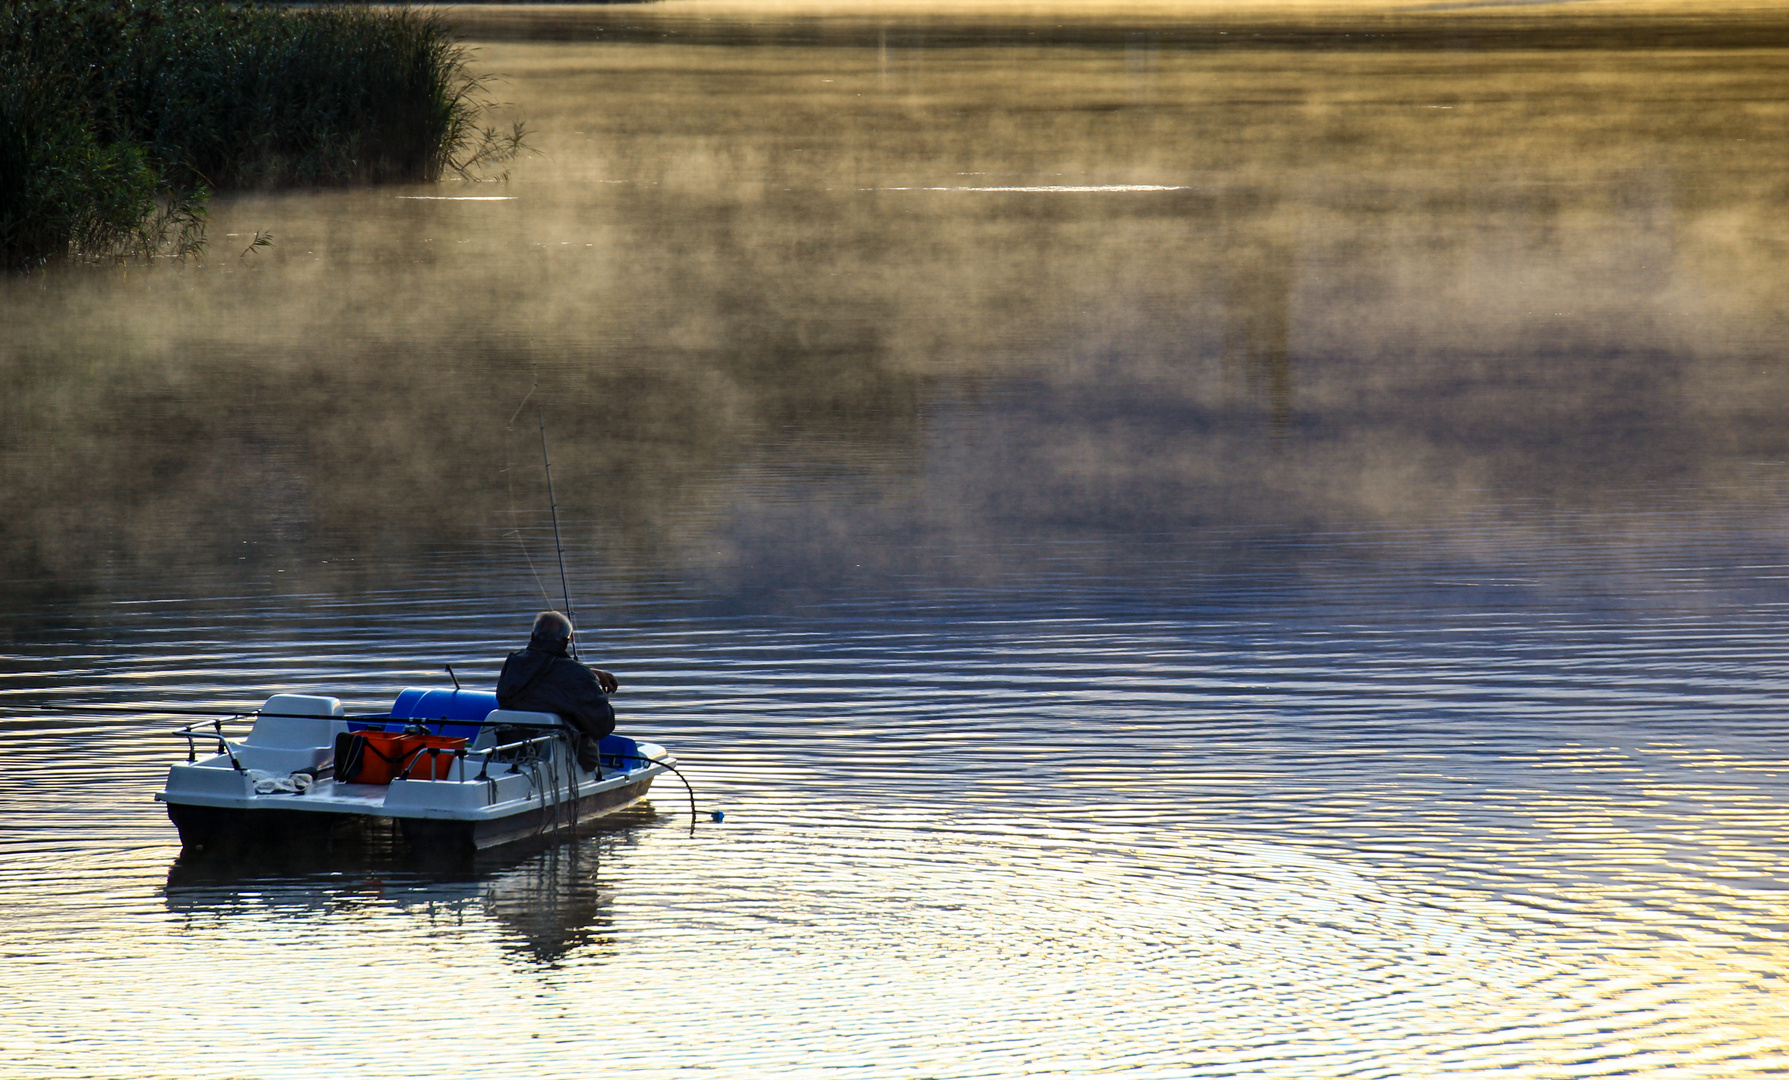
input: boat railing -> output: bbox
[459,732,574,784]
[451,732,659,786]
[396,742,473,783]
[173,717,251,770]
[168,714,642,787]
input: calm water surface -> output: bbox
[4,4,1789,1076]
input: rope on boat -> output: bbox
[479,730,701,832]
[515,745,700,835]
[602,753,700,827]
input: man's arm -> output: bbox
[591,668,619,695]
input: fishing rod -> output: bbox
[537,404,579,660]
[14,702,570,729]
[22,702,313,719]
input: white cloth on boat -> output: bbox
[247,769,312,795]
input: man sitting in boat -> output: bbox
[496,611,618,771]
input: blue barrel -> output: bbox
[376,687,500,739]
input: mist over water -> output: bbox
[4,4,1789,1076]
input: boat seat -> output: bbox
[483,709,562,729]
[241,694,347,773]
[482,710,563,755]
[597,734,642,770]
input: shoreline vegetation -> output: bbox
[0,1,524,271]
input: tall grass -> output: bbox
[0,1,523,270]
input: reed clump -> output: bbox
[0,1,523,270]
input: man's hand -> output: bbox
[593,668,619,694]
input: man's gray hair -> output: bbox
[531,610,574,646]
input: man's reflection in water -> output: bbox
[484,833,618,966]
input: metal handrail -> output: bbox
[396,744,472,783]
[471,733,566,781]
[172,717,247,770]
[170,719,663,787]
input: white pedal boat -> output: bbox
[156,689,673,854]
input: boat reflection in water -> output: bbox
[162,805,660,967]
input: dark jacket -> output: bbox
[496,639,615,768]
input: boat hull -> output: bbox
[402,773,657,851]
[167,773,657,855]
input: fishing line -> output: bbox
[504,367,554,609]
[505,368,539,428]
[536,404,578,659]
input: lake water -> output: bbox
[5,2,1789,1076]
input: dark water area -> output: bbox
[4,4,1789,1075]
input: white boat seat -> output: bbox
[480,710,563,756]
[240,695,348,773]
[483,709,562,728]
[246,695,345,746]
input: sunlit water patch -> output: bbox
[4,780,1788,1078]
[3,516,1789,1076]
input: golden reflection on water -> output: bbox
[5,782,1789,1076]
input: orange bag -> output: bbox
[336,731,467,784]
